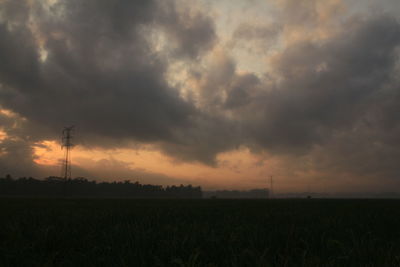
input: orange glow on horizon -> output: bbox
[0,129,7,141]
[32,140,280,189]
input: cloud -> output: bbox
[157,1,217,59]
[0,0,213,146]
[0,0,217,176]
[247,15,400,153]
[0,110,40,177]
[1,0,400,190]
[231,22,282,51]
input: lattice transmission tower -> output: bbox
[61,126,74,179]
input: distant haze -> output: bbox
[1,0,400,192]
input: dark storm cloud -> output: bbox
[0,23,40,95]
[224,73,260,109]
[170,11,400,181]
[160,114,240,165]
[221,13,400,183]
[157,2,217,59]
[237,15,400,155]
[0,0,216,146]
[0,0,217,176]
[309,74,400,180]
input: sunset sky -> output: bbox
[1,0,400,192]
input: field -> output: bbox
[1,199,400,266]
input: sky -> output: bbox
[1,0,400,192]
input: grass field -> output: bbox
[1,199,400,266]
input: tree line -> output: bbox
[0,175,202,198]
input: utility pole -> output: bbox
[61,126,74,180]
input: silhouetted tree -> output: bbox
[0,175,203,198]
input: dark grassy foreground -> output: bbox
[1,199,400,266]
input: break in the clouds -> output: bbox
[0,0,400,191]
